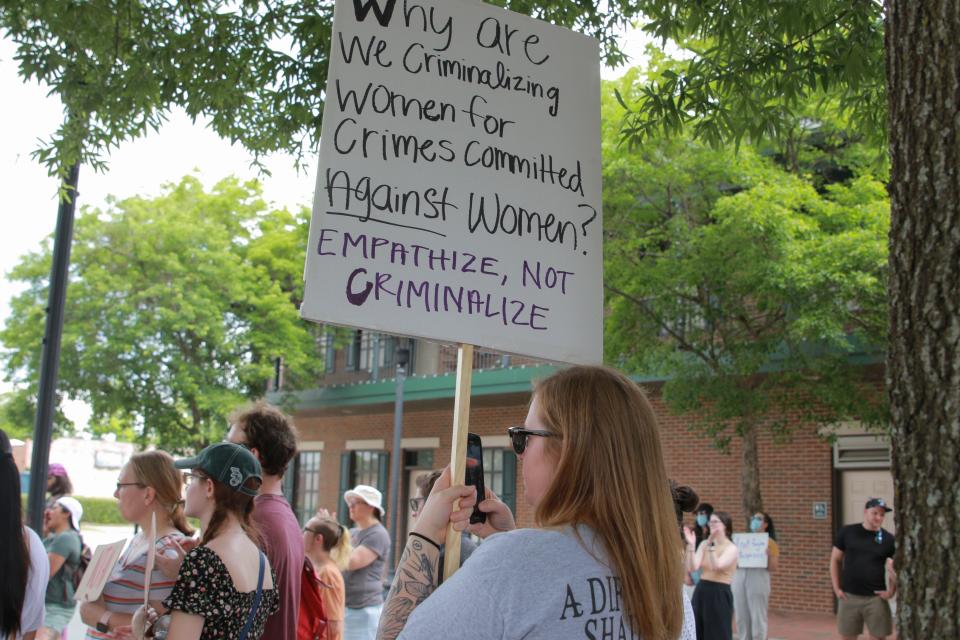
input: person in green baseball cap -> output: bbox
[132,442,279,640]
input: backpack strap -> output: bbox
[237,551,267,640]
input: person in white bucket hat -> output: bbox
[39,496,85,637]
[341,485,390,640]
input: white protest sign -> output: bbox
[144,512,157,605]
[302,0,603,364]
[74,539,127,602]
[733,532,769,569]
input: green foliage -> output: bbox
[74,495,127,526]
[619,2,885,148]
[1,175,323,450]
[0,0,639,177]
[602,72,889,450]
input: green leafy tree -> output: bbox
[603,70,889,516]
[609,4,958,637]
[1,175,321,449]
[0,0,640,176]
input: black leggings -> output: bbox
[692,579,734,640]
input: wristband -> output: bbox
[96,611,111,633]
[409,531,441,551]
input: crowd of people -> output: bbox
[1,365,898,640]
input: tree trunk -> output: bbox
[740,418,763,518]
[885,2,960,639]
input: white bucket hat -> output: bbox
[56,496,83,530]
[344,484,384,517]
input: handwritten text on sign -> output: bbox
[301,0,603,364]
[733,533,769,569]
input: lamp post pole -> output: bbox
[388,346,410,565]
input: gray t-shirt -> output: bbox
[399,526,696,640]
[344,522,391,608]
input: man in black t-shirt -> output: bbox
[830,498,896,640]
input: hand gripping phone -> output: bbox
[465,433,487,524]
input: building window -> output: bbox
[338,450,390,525]
[346,331,363,371]
[295,451,322,525]
[324,332,336,373]
[483,448,516,514]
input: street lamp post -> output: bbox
[388,345,410,565]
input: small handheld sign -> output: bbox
[732,532,769,568]
[74,539,126,602]
[144,512,157,605]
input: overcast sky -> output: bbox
[0,27,647,428]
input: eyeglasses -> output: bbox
[507,426,557,455]
[183,472,207,486]
[115,482,145,492]
[409,497,425,512]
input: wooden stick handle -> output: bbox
[443,344,473,581]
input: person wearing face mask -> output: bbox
[830,498,896,640]
[731,512,779,640]
[686,511,739,640]
[687,503,714,589]
[693,504,714,546]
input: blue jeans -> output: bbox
[344,604,383,640]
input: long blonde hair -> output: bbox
[128,451,195,536]
[534,366,684,640]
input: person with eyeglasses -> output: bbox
[376,365,696,640]
[130,442,279,640]
[830,498,896,640]
[687,511,738,640]
[78,451,195,639]
[410,470,476,582]
[300,517,352,640]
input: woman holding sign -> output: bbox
[376,365,696,640]
[79,451,194,639]
[731,513,779,640]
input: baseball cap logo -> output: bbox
[229,467,242,487]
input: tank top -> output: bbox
[700,539,736,584]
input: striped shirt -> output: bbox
[85,532,187,639]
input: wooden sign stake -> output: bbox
[443,343,473,581]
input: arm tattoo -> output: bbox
[376,537,440,640]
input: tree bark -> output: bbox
[740,418,763,518]
[885,2,960,638]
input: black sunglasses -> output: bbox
[507,426,557,455]
[409,497,425,512]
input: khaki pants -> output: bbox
[837,593,893,638]
[732,568,770,640]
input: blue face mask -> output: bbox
[750,517,763,532]
[696,514,708,527]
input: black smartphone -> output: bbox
[465,433,487,524]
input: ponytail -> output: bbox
[170,500,195,537]
[309,517,353,570]
[330,524,353,571]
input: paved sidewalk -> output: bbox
[768,608,897,640]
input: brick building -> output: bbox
[276,331,892,614]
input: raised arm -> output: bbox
[711,542,738,572]
[376,466,477,640]
[377,534,441,640]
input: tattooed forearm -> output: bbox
[376,536,441,640]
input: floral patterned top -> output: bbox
[164,546,279,639]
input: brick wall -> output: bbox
[294,385,838,613]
